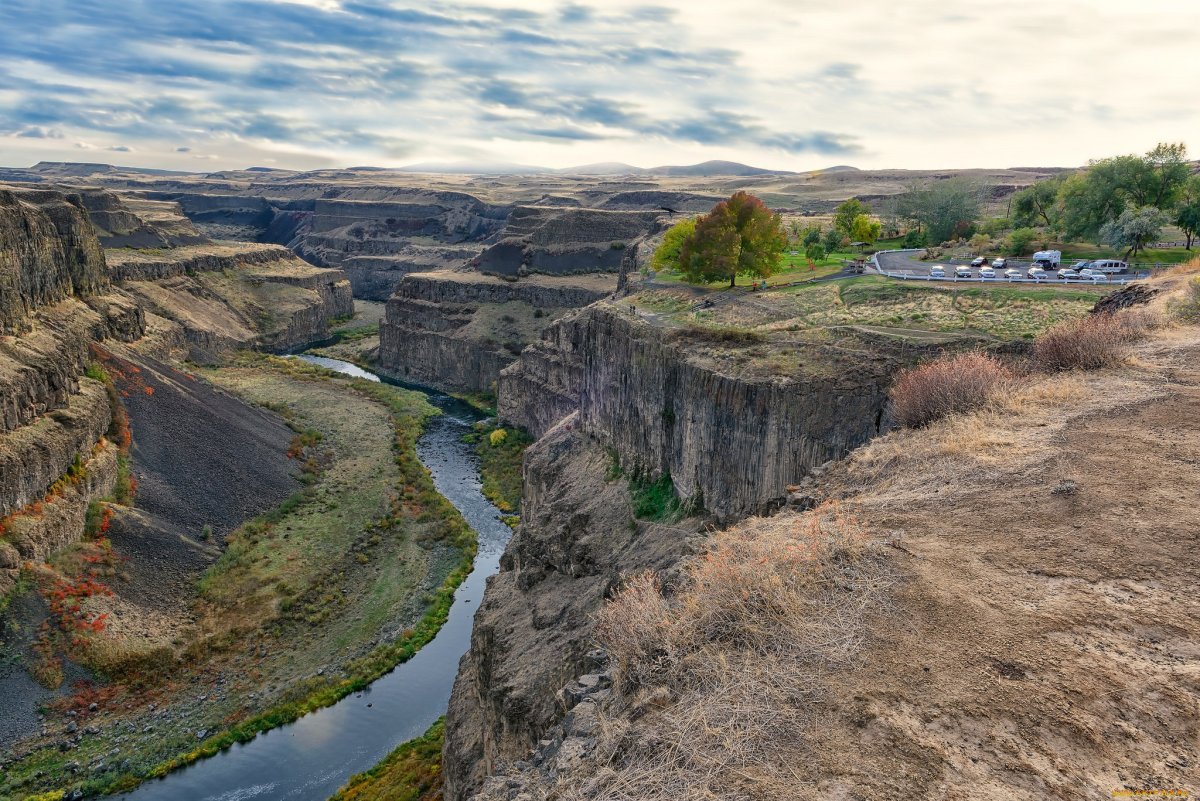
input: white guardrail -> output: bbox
[870,249,1140,286]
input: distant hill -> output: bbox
[29,161,191,177]
[397,159,793,177]
[644,160,793,177]
[398,161,555,175]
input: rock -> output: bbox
[196,729,208,740]
[65,722,77,733]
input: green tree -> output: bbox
[651,217,696,272]
[1176,175,1200,250]
[802,226,822,247]
[1099,206,1168,258]
[902,229,927,248]
[850,213,882,245]
[822,226,844,255]
[833,198,868,238]
[1007,227,1038,256]
[1058,142,1190,241]
[1011,176,1064,230]
[804,242,826,263]
[678,191,787,287]
[889,178,984,244]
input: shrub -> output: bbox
[890,351,1017,428]
[902,229,927,248]
[1172,276,1200,323]
[488,428,507,447]
[1031,312,1147,373]
[1007,227,1038,256]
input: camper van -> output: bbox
[1031,250,1062,268]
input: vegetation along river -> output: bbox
[119,355,512,801]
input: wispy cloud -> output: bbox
[0,0,1194,170]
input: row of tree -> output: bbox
[1010,142,1199,255]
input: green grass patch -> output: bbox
[466,424,533,514]
[330,718,444,801]
[630,472,684,523]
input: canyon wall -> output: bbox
[376,271,615,395]
[500,304,894,520]
[445,303,904,800]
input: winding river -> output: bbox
[120,356,511,801]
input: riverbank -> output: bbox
[0,354,478,800]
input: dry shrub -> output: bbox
[889,351,1016,428]
[1172,276,1200,323]
[1031,311,1149,373]
[587,502,891,801]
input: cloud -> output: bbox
[175,146,192,152]
[108,145,133,152]
[0,0,1192,170]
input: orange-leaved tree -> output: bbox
[679,191,787,287]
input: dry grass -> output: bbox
[583,502,891,801]
[889,351,1017,428]
[1031,310,1154,372]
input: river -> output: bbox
[119,355,510,801]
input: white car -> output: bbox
[978,266,996,278]
[1078,268,1107,282]
[954,265,972,278]
[1027,266,1047,280]
[929,265,946,278]
[1057,268,1079,280]
[1004,268,1023,280]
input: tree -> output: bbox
[1007,228,1038,256]
[822,226,844,255]
[802,226,822,247]
[804,242,826,263]
[902,229,927,248]
[651,217,696,272]
[888,178,984,244]
[1176,175,1200,250]
[1011,176,1064,230]
[1058,142,1190,241]
[850,213,882,245]
[833,198,868,238]
[678,191,787,287]
[1099,206,1168,258]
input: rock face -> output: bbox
[0,186,108,333]
[475,207,663,278]
[500,304,894,520]
[376,271,615,395]
[75,188,208,249]
[443,421,701,801]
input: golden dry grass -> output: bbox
[583,502,892,801]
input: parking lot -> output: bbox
[874,250,1147,285]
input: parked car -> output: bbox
[1090,259,1129,274]
[970,256,989,267]
[1079,268,1107,282]
[929,265,946,278]
[1027,266,1047,279]
[979,266,996,278]
[992,258,1008,270]
[1004,268,1023,280]
[1072,260,1091,270]
[1057,268,1079,279]
[955,265,972,278]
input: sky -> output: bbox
[0,0,1196,173]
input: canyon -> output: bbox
[3,159,1194,801]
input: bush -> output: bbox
[890,351,1016,428]
[1172,276,1200,323]
[1007,227,1038,256]
[1031,312,1147,372]
[488,428,507,447]
[902,229,927,248]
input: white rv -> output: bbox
[1031,250,1062,268]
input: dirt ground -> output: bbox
[801,325,1200,799]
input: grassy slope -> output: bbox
[468,425,533,514]
[329,719,444,801]
[1,356,476,800]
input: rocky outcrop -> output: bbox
[105,243,297,281]
[377,271,615,395]
[0,186,108,333]
[76,189,208,249]
[500,305,895,520]
[443,421,702,801]
[0,378,112,518]
[474,207,664,278]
